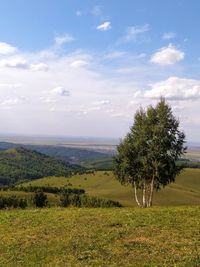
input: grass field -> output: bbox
[0,207,200,266]
[21,168,200,207]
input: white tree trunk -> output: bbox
[147,177,154,207]
[142,180,147,208]
[133,182,141,207]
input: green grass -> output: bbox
[0,207,200,266]
[21,168,200,207]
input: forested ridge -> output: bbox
[0,147,82,185]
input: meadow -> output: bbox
[20,168,200,207]
[0,168,200,266]
[0,207,200,266]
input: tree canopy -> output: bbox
[113,98,186,207]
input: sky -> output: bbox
[0,0,200,141]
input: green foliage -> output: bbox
[0,141,113,170]
[32,190,48,208]
[60,193,71,207]
[177,159,200,168]
[0,147,82,186]
[0,195,27,209]
[60,193,122,208]
[2,185,85,195]
[113,98,186,207]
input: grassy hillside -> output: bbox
[0,147,81,186]
[21,168,200,206]
[0,141,113,169]
[0,207,200,266]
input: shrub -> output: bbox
[32,190,48,208]
[60,193,122,208]
[0,195,27,209]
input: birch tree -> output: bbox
[113,98,186,207]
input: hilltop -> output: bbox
[0,147,82,186]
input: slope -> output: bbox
[0,147,82,185]
[21,168,200,206]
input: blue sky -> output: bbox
[0,0,200,141]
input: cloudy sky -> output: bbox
[0,0,200,141]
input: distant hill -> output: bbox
[0,147,82,186]
[0,142,113,169]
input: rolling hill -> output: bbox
[20,168,200,206]
[0,141,113,169]
[0,147,82,186]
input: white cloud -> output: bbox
[93,100,110,105]
[0,58,29,69]
[51,87,71,96]
[30,63,49,71]
[0,58,48,71]
[105,51,126,59]
[0,83,22,89]
[162,32,176,40]
[122,24,150,42]
[0,42,17,55]
[0,37,198,140]
[97,21,111,31]
[54,33,74,46]
[0,96,26,109]
[42,97,56,104]
[71,60,89,68]
[150,44,184,65]
[145,76,200,100]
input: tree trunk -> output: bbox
[147,177,154,207]
[142,180,147,208]
[133,182,141,207]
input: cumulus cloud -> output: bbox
[30,63,49,71]
[150,44,184,65]
[162,32,176,40]
[121,24,150,42]
[97,21,111,31]
[54,33,74,46]
[71,60,89,68]
[0,58,48,71]
[0,36,198,140]
[0,42,17,55]
[145,76,200,100]
[0,58,29,69]
[51,87,71,96]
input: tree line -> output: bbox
[0,188,121,209]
